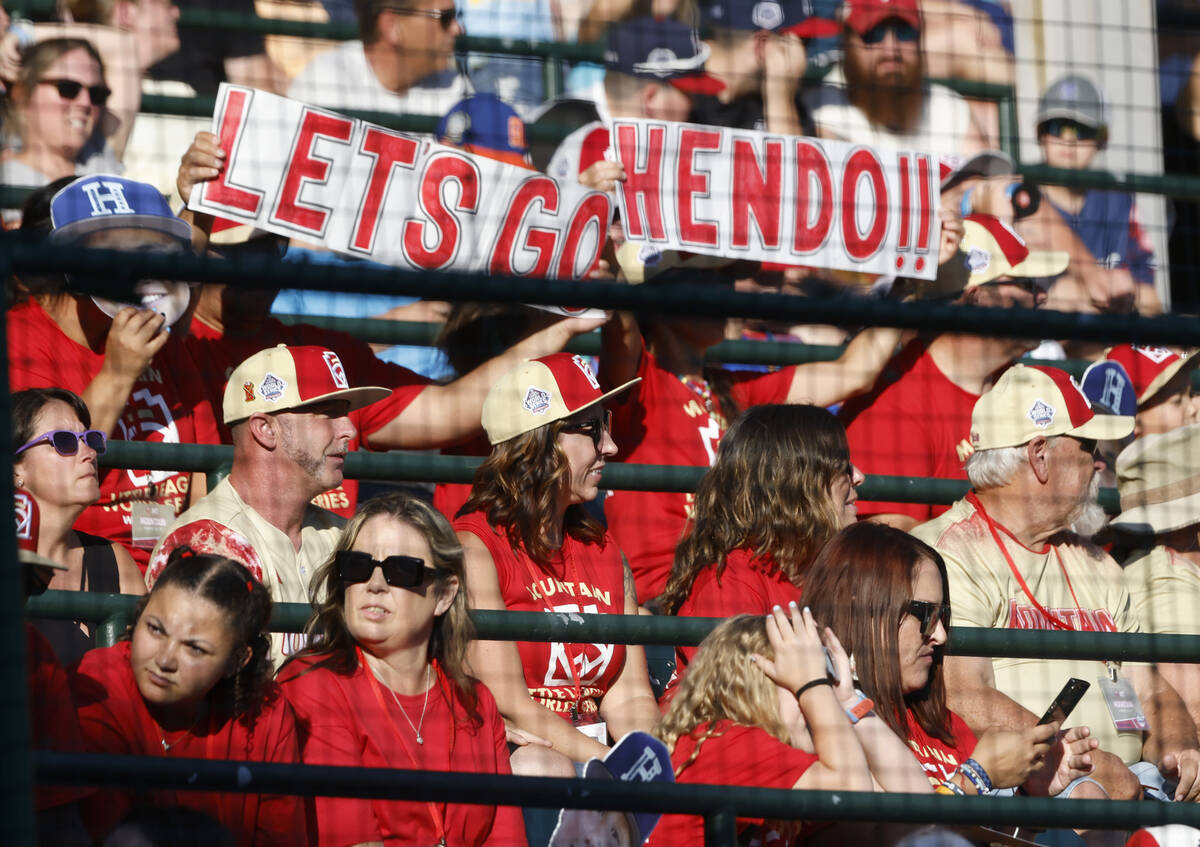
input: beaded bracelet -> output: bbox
[794,678,833,700]
[936,780,965,796]
[957,758,994,795]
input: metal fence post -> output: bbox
[0,253,35,846]
[704,807,737,846]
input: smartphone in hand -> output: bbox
[1037,678,1090,726]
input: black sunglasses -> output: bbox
[860,20,919,45]
[15,429,107,457]
[1040,118,1101,142]
[40,78,111,106]
[560,409,613,448]
[336,549,436,588]
[907,600,951,638]
[383,6,459,30]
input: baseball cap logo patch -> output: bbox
[572,355,601,390]
[752,1,784,29]
[260,373,287,402]
[523,386,552,415]
[243,381,255,402]
[1028,399,1055,428]
[81,180,134,217]
[14,492,32,541]
[966,247,990,273]
[1133,345,1172,364]
[323,351,350,389]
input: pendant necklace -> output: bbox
[159,709,204,752]
[387,663,432,744]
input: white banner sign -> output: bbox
[190,84,613,282]
[610,119,942,280]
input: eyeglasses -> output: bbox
[336,550,437,588]
[1040,118,1101,142]
[383,6,459,30]
[906,600,951,638]
[1067,437,1098,457]
[859,20,920,45]
[15,429,107,457]
[40,78,112,107]
[560,409,613,449]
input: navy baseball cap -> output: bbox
[703,0,840,36]
[1080,359,1138,417]
[436,94,533,169]
[49,174,192,245]
[580,732,673,844]
[604,18,725,95]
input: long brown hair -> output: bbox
[460,420,605,566]
[658,404,852,614]
[6,39,106,144]
[655,615,788,776]
[283,493,480,721]
[803,522,954,745]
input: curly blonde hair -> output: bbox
[460,421,605,566]
[658,404,851,613]
[655,615,788,777]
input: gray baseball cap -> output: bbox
[1037,75,1108,130]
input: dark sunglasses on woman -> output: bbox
[15,429,107,457]
[907,600,951,638]
[335,550,437,588]
[41,78,112,107]
[560,409,613,449]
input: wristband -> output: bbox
[794,678,833,700]
[957,758,994,794]
[935,780,965,796]
[844,695,875,725]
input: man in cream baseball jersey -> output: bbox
[147,344,388,663]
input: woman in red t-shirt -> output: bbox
[649,607,880,847]
[278,492,526,847]
[70,547,307,846]
[455,352,660,777]
[804,522,1100,797]
[658,404,864,670]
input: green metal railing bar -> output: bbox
[26,591,1200,662]
[30,751,1200,833]
[6,242,1198,346]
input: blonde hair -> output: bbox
[655,615,788,777]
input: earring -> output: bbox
[14,477,23,489]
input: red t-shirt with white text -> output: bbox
[904,709,978,788]
[454,511,627,721]
[839,339,978,523]
[279,656,526,846]
[185,316,430,517]
[605,348,794,603]
[8,300,222,568]
[71,642,307,846]
[646,722,817,847]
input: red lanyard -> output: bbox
[967,492,1084,631]
[519,543,589,721]
[358,647,453,847]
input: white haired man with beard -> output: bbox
[913,364,1200,804]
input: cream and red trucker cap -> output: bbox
[1102,344,1200,408]
[482,353,640,445]
[970,364,1133,450]
[961,214,1069,288]
[222,344,391,425]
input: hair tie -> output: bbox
[246,580,254,593]
[178,547,195,558]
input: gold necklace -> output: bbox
[386,663,432,745]
[159,709,204,752]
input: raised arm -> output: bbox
[459,531,610,765]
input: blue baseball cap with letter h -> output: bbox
[49,174,192,245]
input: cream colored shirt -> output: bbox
[1124,546,1200,636]
[146,478,344,664]
[914,496,1146,764]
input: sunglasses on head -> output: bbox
[40,78,111,107]
[15,429,107,457]
[560,409,613,448]
[859,20,920,45]
[336,549,436,588]
[906,600,951,638]
[383,5,459,29]
[1040,118,1101,142]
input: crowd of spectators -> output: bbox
[7,0,1200,845]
